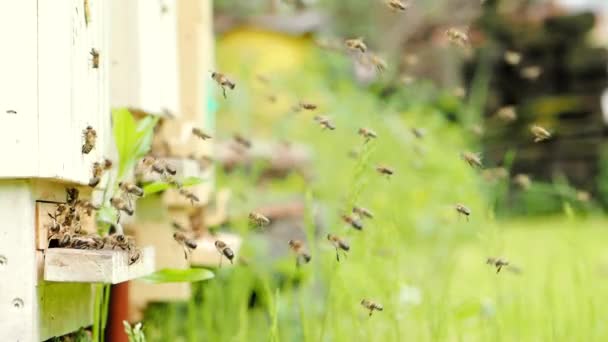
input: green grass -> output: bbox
[142,47,608,341]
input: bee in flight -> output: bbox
[504,50,522,66]
[82,126,97,154]
[530,125,551,142]
[179,188,200,205]
[368,54,387,72]
[376,165,394,178]
[211,71,236,99]
[353,206,374,219]
[173,232,198,260]
[313,116,336,130]
[214,240,234,267]
[486,257,510,273]
[345,37,367,53]
[455,204,471,221]
[288,239,312,267]
[445,28,469,48]
[461,151,482,169]
[386,0,411,11]
[341,214,363,230]
[249,212,270,227]
[327,234,350,262]
[495,106,517,123]
[233,133,252,149]
[110,197,134,221]
[192,128,212,140]
[360,299,383,317]
[298,102,318,111]
[358,128,377,142]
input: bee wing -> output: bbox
[506,264,523,274]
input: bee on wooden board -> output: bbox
[215,240,234,267]
[455,204,471,221]
[327,234,350,262]
[358,127,377,142]
[345,37,367,53]
[386,0,411,11]
[313,115,335,130]
[90,48,100,69]
[249,212,270,227]
[360,299,383,317]
[173,232,198,260]
[461,151,482,169]
[211,71,236,99]
[352,206,374,219]
[288,239,311,266]
[530,124,551,142]
[342,214,363,231]
[192,128,212,140]
[82,126,97,154]
[376,165,394,178]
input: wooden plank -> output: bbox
[44,247,155,284]
[159,0,181,115]
[0,181,38,341]
[0,1,38,178]
[39,282,94,340]
[190,232,242,267]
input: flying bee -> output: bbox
[90,48,100,69]
[358,128,377,141]
[173,232,198,260]
[376,165,394,178]
[345,37,367,53]
[327,234,350,262]
[288,239,311,266]
[369,54,387,72]
[445,28,469,48]
[192,128,212,140]
[341,214,363,230]
[411,127,425,139]
[504,50,522,65]
[140,156,164,175]
[530,125,551,142]
[179,188,200,205]
[119,182,144,197]
[386,0,411,11]
[520,65,542,80]
[89,162,104,187]
[299,102,318,111]
[161,173,183,189]
[513,174,531,190]
[495,106,517,122]
[110,197,134,220]
[210,71,236,99]
[313,115,335,130]
[353,206,374,219]
[360,299,383,317]
[82,126,97,154]
[214,240,234,267]
[164,162,177,175]
[461,151,482,169]
[455,204,471,221]
[128,248,143,265]
[233,133,252,149]
[249,212,270,227]
[486,257,510,273]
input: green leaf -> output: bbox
[133,116,160,160]
[143,176,207,196]
[140,268,214,283]
[112,108,138,179]
[96,205,117,225]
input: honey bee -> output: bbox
[386,0,411,11]
[119,182,144,197]
[486,257,510,273]
[345,37,367,53]
[103,158,112,170]
[128,248,143,265]
[233,134,252,149]
[360,299,383,316]
[288,239,311,266]
[249,212,270,227]
[369,54,387,72]
[141,156,164,175]
[82,126,97,154]
[84,0,91,25]
[214,240,234,267]
[69,234,105,250]
[358,128,377,141]
[530,125,551,142]
[46,212,61,241]
[455,204,471,221]
[107,233,135,251]
[179,188,200,205]
[411,128,425,139]
[352,206,374,219]
[313,116,336,130]
[376,165,394,178]
[341,214,363,230]
[327,234,350,262]
[577,190,591,203]
[211,71,236,99]
[110,197,134,219]
[66,188,80,206]
[520,66,542,80]
[495,106,517,122]
[164,162,177,175]
[504,50,522,65]
[90,48,100,69]
[445,28,469,48]
[513,173,531,190]
[192,128,212,140]
[89,162,104,187]
[299,102,318,111]
[461,151,482,169]
[173,232,198,260]
[76,199,100,216]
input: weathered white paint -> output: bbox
[44,247,155,284]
